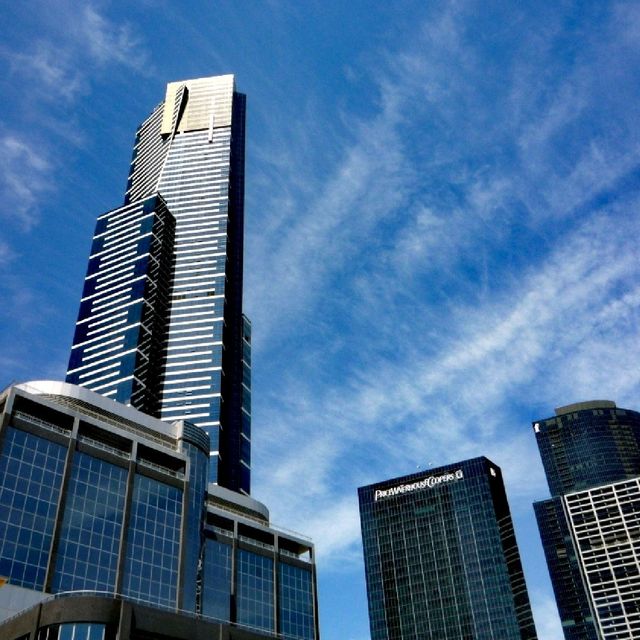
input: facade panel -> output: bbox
[0,427,67,590]
[121,474,182,608]
[565,478,640,639]
[0,381,318,639]
[236,549,275,633]
[51,452,127,593]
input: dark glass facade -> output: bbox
[533,497,597,640]
[533,401,640,639]
[359,457,537,640]
[534,400,640,496]
[66,194,175,418]
[66,76,251,494]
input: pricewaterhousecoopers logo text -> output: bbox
[374,469,464,501]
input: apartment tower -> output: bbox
[533,400,640,640]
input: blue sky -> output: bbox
[2,1,640,638]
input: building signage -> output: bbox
[374,469,464,501]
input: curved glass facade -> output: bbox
[0,383,318,639]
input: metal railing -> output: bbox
[78,434,131,459]
[14,411,71,437]
[138,457,185,480]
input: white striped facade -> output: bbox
[565,478,640,639]
[122,75,250,487]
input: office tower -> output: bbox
[358,457,537,640]
[533,400,640,640]
[66,75,251,493]
[0,381,318,640]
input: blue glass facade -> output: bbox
[52,452,127,593]
[0,427,67,590]
[65,76,252,494]
[236,549,275,632]
[121,474,182,608]
[202,537,232,620]
[0,73,318,639]
[359,457,537,640]
[66,195,175,418]
[0,382,318,637]
[279,563,315,640]
[178,423,209,612]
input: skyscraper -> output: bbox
[358,457,537,640]
[0,75,319,640]
[533,400,640,640]
[66,75,251,493]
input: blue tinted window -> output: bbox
[121,474,182,608]
[236,549,274,632]
[181,441,208,612]
[51,452,127,593]
[279,563,315,639]
[0,427,66,589]
[38,622,106,640]
[202,538,232,620]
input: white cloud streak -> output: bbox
[248,2,640,579]
[0,135,52,229]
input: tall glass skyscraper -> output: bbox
[533,400,640,640]
[358,457,537,640]
[66,76,251,493]
[0,75,319,640]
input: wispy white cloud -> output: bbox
[7,43,86,101]
[0,2,151,236]
[0,135,52,230]
[257,197,640,566]
[0,239,15,266]
[249,2,640,577]
[529,589,564,640]
[77,5,151,72]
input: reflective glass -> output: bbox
[279,563,315,640]
[236,549,274,633]
[202,538,232,620]
[52,452,127,593]
[0,427,66,589]
[181,441,208,612]
[121,473,182,607]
